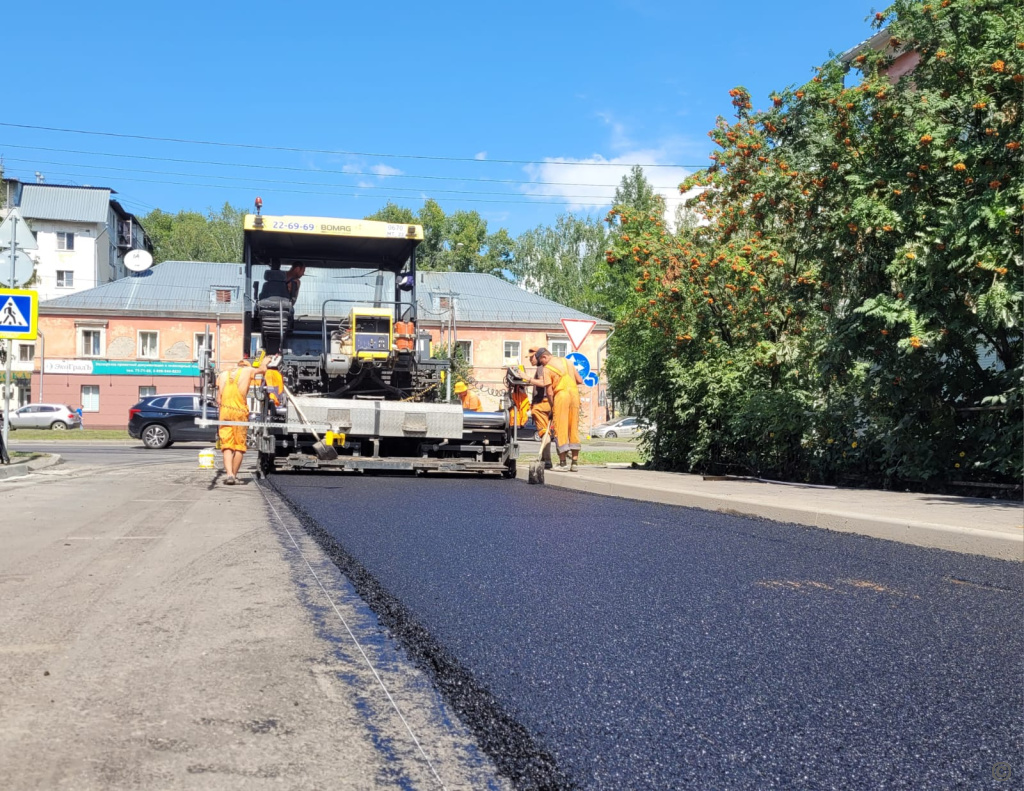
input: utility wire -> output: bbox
[0,121,704,169]
[0,142,695,190]
[0,166,639,207]
[2,156,673,202]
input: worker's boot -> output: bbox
[570,459,579,472]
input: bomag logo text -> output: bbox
[321,224,352,233]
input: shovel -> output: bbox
[283,386,338,461]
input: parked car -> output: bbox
[8,403,83,430]
[128,393,219,449]
[589,416,649,439]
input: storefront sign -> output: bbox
[44,359,201,377]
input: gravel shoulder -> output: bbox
[0,462,506,790]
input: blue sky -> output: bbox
[3,0,877,237]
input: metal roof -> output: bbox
[19,184,113,224]
[40,261,246,315]
[40,261,610,327]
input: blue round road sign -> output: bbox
[565,352,591,379]
[582,371,599,388]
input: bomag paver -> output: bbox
[201,207,520,478]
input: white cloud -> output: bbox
[521,116,704,227]
[522,151,695,224]
[474,151,488,161]
[371,164,403,177]
[357,180,375,189]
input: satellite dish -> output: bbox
[0,251,34,287]
[125,249,154,273]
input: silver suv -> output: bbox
[9,403,83,430]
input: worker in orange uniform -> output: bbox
[454,381,482,411]
[536,347,583,471]
[216,355,272,485]
[263,356,287,415]
[523,348,554,469]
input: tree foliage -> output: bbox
[512,213,609,317]
[607,0,1022,490]
[143,203,245,264]
[366,199,513,277]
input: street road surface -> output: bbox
[9,441,206,469]
[271,474,1022,790]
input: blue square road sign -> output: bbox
[0,289,38,340]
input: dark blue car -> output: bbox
[128,393,219,449]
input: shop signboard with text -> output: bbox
[44,360,201,377]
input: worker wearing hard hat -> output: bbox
[454,381,482,411]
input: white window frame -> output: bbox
[502,340,521,366]
[57,232,75,251]
[56,270,74,288]
[139,385,157,399]
[79,328,105,358]
[548,338,570,358]
[18,343,34,362]
[455,339,473,364]
[194,332,214,362]
[137,330,159,359]
[81,385,100,412]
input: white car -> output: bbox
[9,403,83,430]
[590,416,643,439]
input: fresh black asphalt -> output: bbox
[270,474,1023,790]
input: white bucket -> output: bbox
[198,448,216,469]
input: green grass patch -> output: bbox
[576,450,642,466]
[9,429,132,441]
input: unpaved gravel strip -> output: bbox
[0,463,507,790]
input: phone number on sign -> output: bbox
[272,221,316,231]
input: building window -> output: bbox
[139,386,157,399]
[194,332,214,362]
[57,232,75,251]
[455,340,473,364]
[18,344,34,362]
[57,270,74,288]
[211,287,235,304]
[503,341,521,366]
[81,385,99,412]
[549,340,569,358]
[138,331,159,359]
[80,329,104,357]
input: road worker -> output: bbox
[454,381,482,412]
[263,356,286,415]
[216,355,271,485]
[285,264,305,303]
[536,348,583,471]
[523,347,554,469]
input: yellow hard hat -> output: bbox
[454,382,468,394]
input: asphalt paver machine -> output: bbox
[229,207,519,478]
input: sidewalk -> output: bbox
[521,464,1023,561]
[0,460,507,791]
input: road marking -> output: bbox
[253,477,449,791]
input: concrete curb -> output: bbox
[0,453,62,481]
[520,465,1023,561]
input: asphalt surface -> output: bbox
[8,441,205,468]
[270,474,1023,791]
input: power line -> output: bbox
[2,156,667,202]
[0,142,695,190]
[0,121,704,169]
[0,165,626,207]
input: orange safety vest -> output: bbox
[545,357,579,396]
[510,389,531,427]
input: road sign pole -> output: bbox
[2,216,16,451]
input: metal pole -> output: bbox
[2,216,16,450]
[37,330,44,402]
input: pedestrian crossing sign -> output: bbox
[0,289,37,340]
